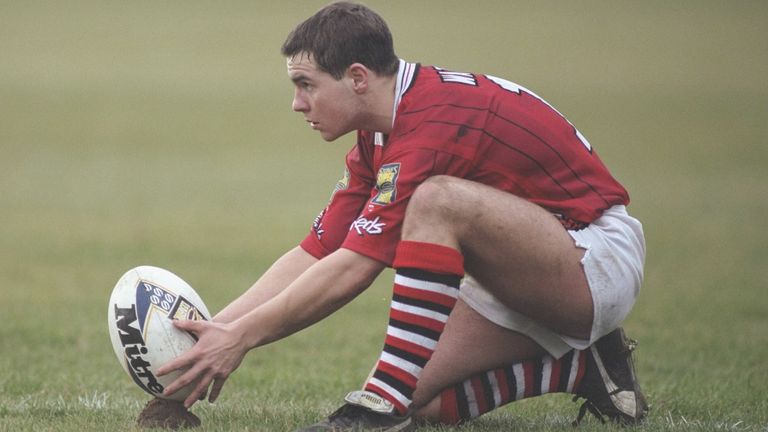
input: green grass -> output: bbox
[1,1,766,431]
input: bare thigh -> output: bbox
[402,176,593,339]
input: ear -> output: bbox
[346,63,370,94]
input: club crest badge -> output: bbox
[372,163,400,206]
[330,168,350,201]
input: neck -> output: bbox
[363,74,397,134]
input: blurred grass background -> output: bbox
[1,1,766,430]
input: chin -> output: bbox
[320,129,351,142]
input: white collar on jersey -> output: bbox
[375,59,418,146]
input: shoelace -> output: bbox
[626,338,638,354]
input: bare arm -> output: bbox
[234,248,385,348]
[214,246,318,324]
[157,247,386,407]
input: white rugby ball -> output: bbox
[108,265,211,400]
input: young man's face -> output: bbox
[286,53,360,142]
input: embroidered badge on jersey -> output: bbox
[312,208,327,240]
[371,163,400,206]
[313,169,349,241]
[331,168,350,201]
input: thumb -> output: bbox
[173,318,207,335]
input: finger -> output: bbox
[162,362,205,397]
[172,318,207,334]
[184,373,214,409]
[208,376,228,403]
[156,350,195,376]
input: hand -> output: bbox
[156,319,248,408]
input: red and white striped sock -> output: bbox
[439,349,588,424]
[364,240,464,415]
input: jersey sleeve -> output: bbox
[339,148,460,265]
[300,139,376,260]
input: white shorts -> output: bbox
[459,205,645,358]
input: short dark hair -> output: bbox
[281,2,399,79]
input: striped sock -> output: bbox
[365,241,464,415]
[439,349,588,424]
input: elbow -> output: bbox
[335,249,386,296]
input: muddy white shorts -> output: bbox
[459,205,645,358]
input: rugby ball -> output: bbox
[108,265,211,400]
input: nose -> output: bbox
[292,89,308,113]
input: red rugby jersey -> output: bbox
[301,61,629,265]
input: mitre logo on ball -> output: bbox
[108,266,211,400]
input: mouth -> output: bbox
[306,120,319,129]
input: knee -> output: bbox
[402,176,473,243]
[406,175,463,219]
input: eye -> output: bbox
[295,79,312,91]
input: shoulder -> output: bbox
[393,65,498,134]
[396,65,517,124]
[406,65,539,105]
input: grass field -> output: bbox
[1,1,766,431]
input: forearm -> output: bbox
[233,248,385,349]
[214,246,318,324]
